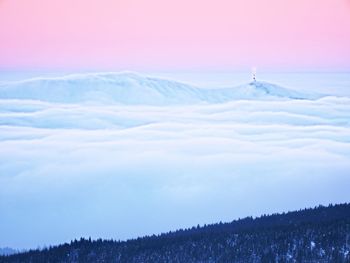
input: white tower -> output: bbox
[252,67,257,82]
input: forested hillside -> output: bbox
[1,203,349,263]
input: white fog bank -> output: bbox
[0,72,349,249]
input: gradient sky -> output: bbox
[0,0,350,71]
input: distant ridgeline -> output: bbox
[1,203,349,263]
[0,72,323,105]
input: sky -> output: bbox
[0,0,350,71]
[0,0,350,250]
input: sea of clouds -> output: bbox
[0,73,349,249]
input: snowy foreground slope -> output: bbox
[0,72,349,250]
[0,72,322,104]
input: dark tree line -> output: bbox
[1,203,350,263]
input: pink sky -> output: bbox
[0,0,349,71]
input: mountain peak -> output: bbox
[0,72,323,104]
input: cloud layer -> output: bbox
[0,76,350,249]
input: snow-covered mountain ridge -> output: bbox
[0,72,323,104]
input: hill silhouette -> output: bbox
[1,203,349,262]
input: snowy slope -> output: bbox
[0,72,322,104]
